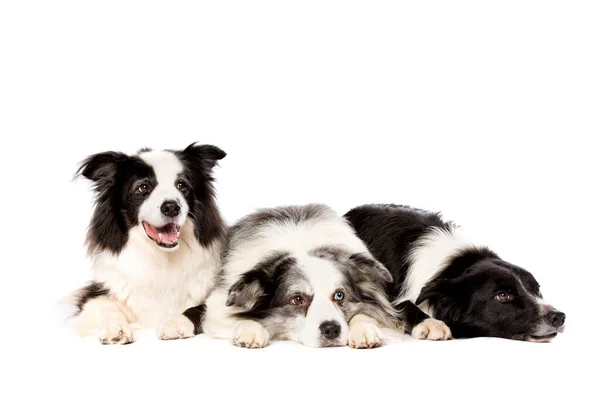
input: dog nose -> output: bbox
[160,201,181,217]
[319,321,341,340]
[544,311,566,327]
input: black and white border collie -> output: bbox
[196,204,414,349]
[345,204,565,342]
[345,204,566,342]
[67,143,227,344]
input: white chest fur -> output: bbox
[92,221,221,327]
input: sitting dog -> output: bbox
[190,204,411,348]
[67,143,227,344]
[344,204,566,342]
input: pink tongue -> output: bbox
[144,222,179,243]
[158,225,179,242]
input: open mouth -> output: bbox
[142,221,181,248]
[525,332,558,343]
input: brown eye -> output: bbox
[176,180,187,191]
[495,291,513,302]
[138,184,150,193]
[290,295,305,306]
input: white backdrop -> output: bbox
[1,1,598,399]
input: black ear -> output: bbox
[349,252,393,284]
[416,280,443,305]
[226,251,293,310]
[76,151,128,191]
[226,272,267,310]
[416,278,468,325]
[182,143,226,170]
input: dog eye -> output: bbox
[290,295,305,306]
[137,184,150,193]
[333,291,344,302]
[495,291,513,302]
[176,180,187,191]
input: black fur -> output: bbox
[415,250,546,339]
[73,143,227,316]
[227,251,300,320]
[172,143,227,246]
[183,304,207,335]
[344,204,453,300]
[394,300,430,330]
[345,204,565,341]
[76,143,227,255]
[74,282,110,314]
[226,244,398,332]
[77,152,155,254]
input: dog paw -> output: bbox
[232,320,269,348]
[98,321,134,345]
[157,315,195,340]
[348,323,384,349]
[412,318,452,340]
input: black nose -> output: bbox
[160,201,181,217]
[319,321,341,340]
[544,311,566,327]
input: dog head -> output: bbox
[77,143,226,254]
[226,246,393,347]
[416,249,566,342]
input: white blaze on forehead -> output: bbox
[297,254,344,297]
[139,151,184,185]
[137,150,189,229]
[296,253,349,347]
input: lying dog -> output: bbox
[67,143,227,344]
[345,204,566,342]
[190,204,408,348]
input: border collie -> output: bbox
[191,204,419,348]
[344,204,566,342]
[67,143,227,344]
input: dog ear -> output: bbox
[416,280,442,305]
[349,252,393,284]
[311,246,392,284]
[76,151,128,190]
[416,278,466,325]
[182,143,226,170]
[226,274,266,310]
[226,252,294,310]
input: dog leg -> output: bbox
[412,318,452,340]
[157,315,195,340]
[156,303,206,340]
[75,296,134,344]
[395,300,452,340]
[348,314,384,349]
[232,320,269,348]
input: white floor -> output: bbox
[10,305,588,400]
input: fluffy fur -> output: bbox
[67,143,227,344]
[197,204,402,348]
[344,204,566,342]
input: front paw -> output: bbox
[233,320,269,348]
[98,321,134,345]
[348,323,383,349]
[412,318,452,340]
[157,315,195,340]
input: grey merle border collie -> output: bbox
[184,204,448,348]
[67,143,227,344]
[344,204,566,342]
